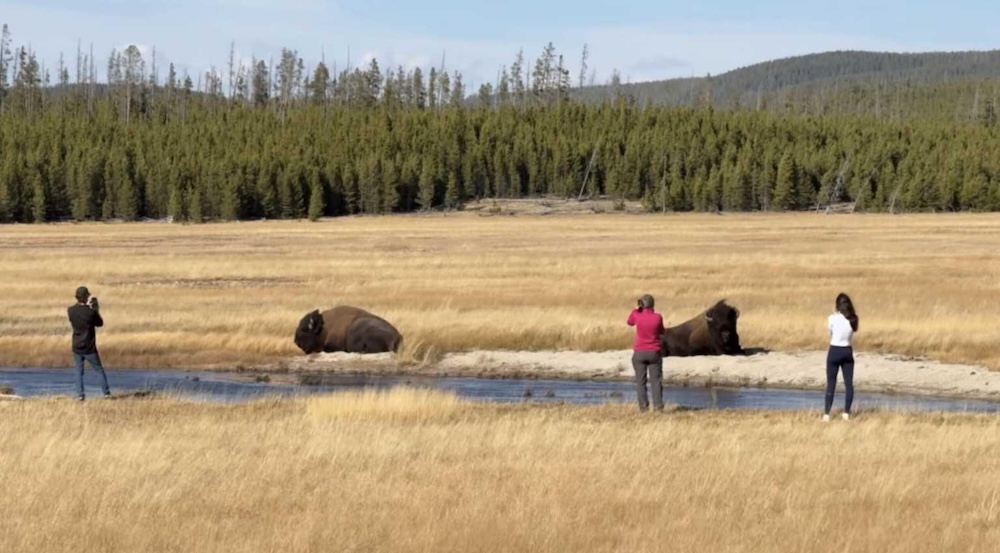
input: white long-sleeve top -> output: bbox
[828,313,854,347]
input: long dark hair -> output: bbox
[836,293,859,332]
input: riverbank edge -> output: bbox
[5,349,999,404]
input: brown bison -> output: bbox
[294,305,403,354]
[660,300,743,356]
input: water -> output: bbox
[1,368,998,414]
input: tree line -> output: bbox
[2,26,1000,223]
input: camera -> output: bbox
[89,297,99,309]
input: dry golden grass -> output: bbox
[1,212,999,369]
[0,391,997,553]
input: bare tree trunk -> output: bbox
[227,40,235,99]
[824,158,851,214]
[887,186,901,215]
[75,40,82,85]
[577,142,600,200]
[149,45,157,115]
[88,44,95,117]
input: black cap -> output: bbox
[75,286,90,299]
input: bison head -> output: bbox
[704,300,743,354]
[294,309,326,354]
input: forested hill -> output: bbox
[578,50,1000,124]
[3,27,1000,223]
[713,50,1000,91]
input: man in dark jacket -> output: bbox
[68,286,111,400]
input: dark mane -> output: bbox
[706,299,739,319]
[294,309,325,354]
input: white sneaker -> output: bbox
[822,414,830,422]
[842,413,850,421]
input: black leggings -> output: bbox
[824,346,854,415]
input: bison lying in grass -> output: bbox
[660,300,744,356]
[294,305,402,355]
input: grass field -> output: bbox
[1,391,997,553]
[1,212,999,370]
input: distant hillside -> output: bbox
[576,50,1000,124]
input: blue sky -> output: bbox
[2,0,997,89]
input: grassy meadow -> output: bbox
[0,390,998,553]
[0,212,999,370]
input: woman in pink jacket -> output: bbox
[627,294,666,411]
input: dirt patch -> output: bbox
[461,197,646,216]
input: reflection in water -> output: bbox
[1,368,998,414]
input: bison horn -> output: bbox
[704,313,714,322]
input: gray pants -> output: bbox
[632,350,664,411]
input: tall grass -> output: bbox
[0,392,997,552]
[1,213,998,369]
[307,387,465,423]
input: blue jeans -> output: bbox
[73,352,110,399]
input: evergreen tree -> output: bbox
[0,174,10,222]
[773,152,798,210]
[30,169,46,222]
[478,83,493,108]
[412,67,426,109]
[168,178,185,222]
[308,175,325,220]
[445,167,462,208]
[428,67,437,110]
[252,60,269,107]
[418,158,436,209]
[381,157,400,214]
[221,172,243,221]
[189,187,203,223]
[449,72,465,107]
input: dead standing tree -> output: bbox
[822,158,851,214]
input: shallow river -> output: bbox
[1,368,998,413]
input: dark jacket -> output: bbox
[68,304,103,354]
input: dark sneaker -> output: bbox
[77,396,85,402]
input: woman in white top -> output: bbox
[824,293,859,421]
